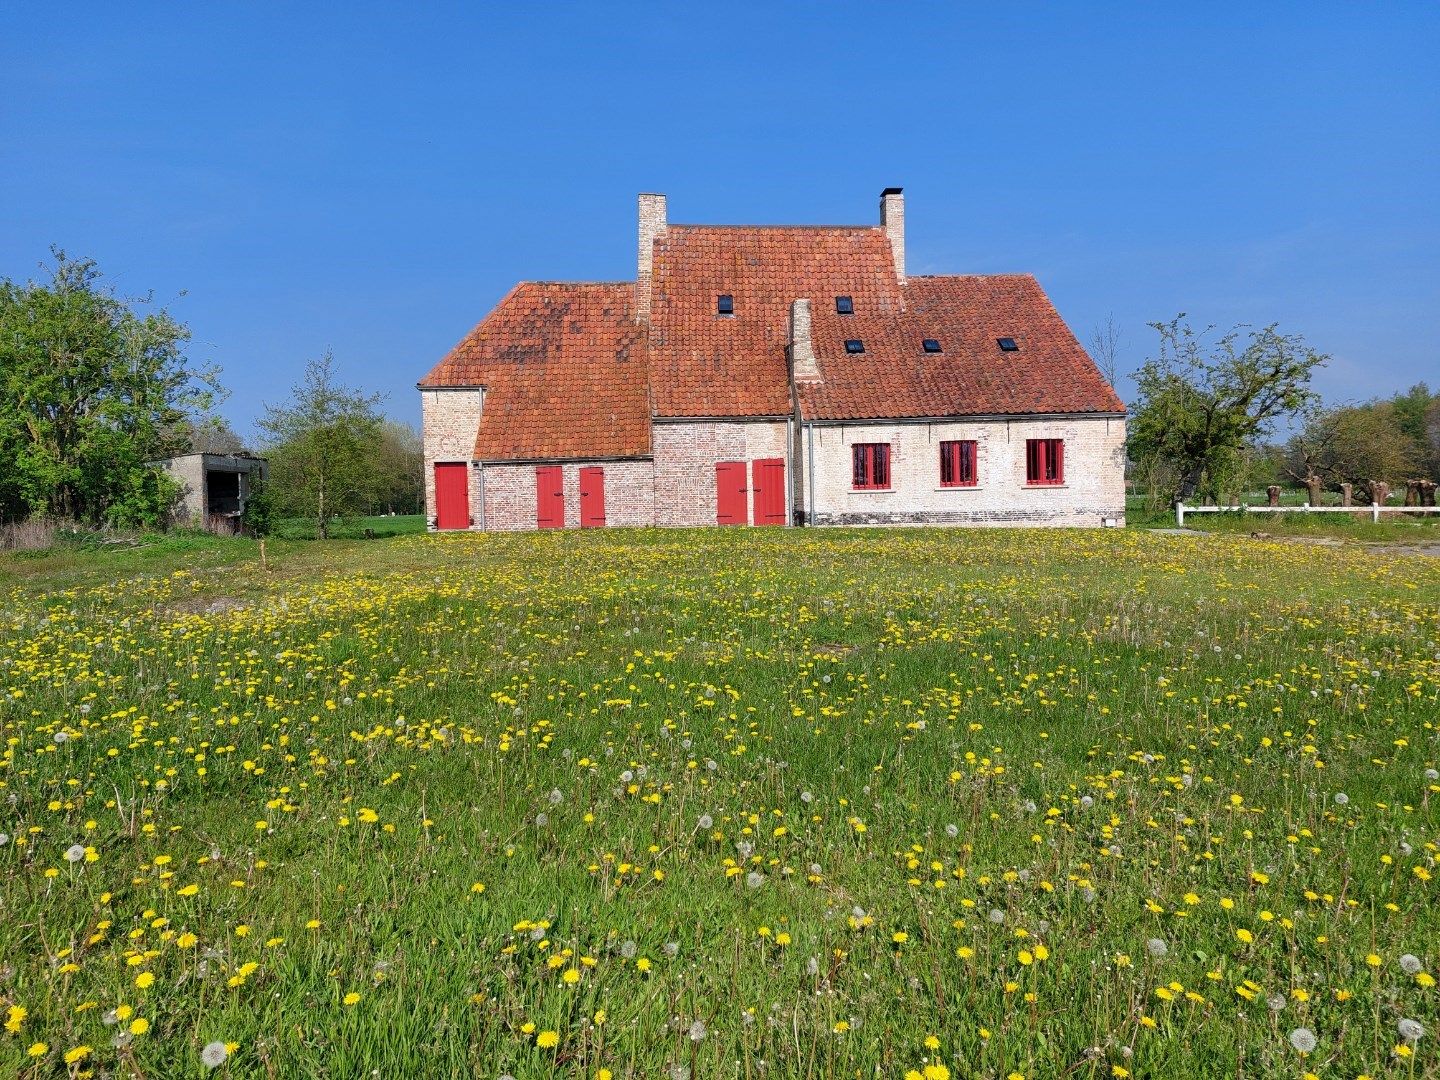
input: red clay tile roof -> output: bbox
[419,283,651,460]
[421,226,1123,459]
[648,226,902,417]
[797,275,1126,421]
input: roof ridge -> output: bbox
[667,223,880,232]
[517,279,635,287]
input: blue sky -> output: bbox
[3,3,1437,440]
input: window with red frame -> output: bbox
[1025,438,1064,485]
[852,443,890,490]
[939,440,977,487]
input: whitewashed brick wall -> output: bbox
[803,415,1126,527]
[652,420,790,527]
[480,461,655,531]
[421,388,484,527]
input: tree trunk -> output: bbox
[1305,474,1323,507]
[317,474,327,540]
[1266,485,1280,507]
[1339,483,1352,507]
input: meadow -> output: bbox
[0,526,1437,1079]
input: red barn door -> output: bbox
[433,462,469,530]
[751,458,786,526]
[579,467,606,527]
[716,461,747,525]
[536,466,564,528]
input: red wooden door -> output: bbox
[579,467,606,527]
[433,462,469,530]
[751,458,786,526]
[536,466,564,528]
[716,461,747,525]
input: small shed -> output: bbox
[156,453,268,533]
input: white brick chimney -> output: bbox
[789,298,820,382]
[880,187,905,284]
[636,192,667,323]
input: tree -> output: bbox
[371,420,423,515]
[1088,313,1122,389]
[180,414,249,455]
[257,352,385,538]
[0,249,221,524]
[1128,317,1328,503]
[1285,402,1418,500]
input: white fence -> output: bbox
[1176,503,1440,526]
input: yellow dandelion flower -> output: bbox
[536,1030,559,1049]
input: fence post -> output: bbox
[1176,502,1185,528]
[1372,502,1380,524]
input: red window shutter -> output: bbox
[751,458,786,525]
[1054,439,1064,484]
[875,444,890,488]
[1025,440,1039,485]
[536,466,564,528]
[579,467,606,527]
[939,442,954,486]
[961,440,976,484]
[852,445,867,488]
[716,461,747,525]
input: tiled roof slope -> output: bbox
[798,275,1125,421]
[419,283,651,460]
[648,226,902,417]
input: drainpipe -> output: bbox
[806,423,816,527]
[474,463,485,531]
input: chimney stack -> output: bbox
[879,187,905,284]
[636,192,667,323]
[789,299,820,382]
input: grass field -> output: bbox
[1,527,1437,1078]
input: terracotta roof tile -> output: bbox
[419,283,650,460]
[797,275,1125,420]
[648,226,902,416]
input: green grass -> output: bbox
[268,514,428,540]
[1127,495,1440,544]
[1,527,1437,1078]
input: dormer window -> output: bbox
[717,295,734,316]
[835,296,854,315]
[997,337,1019,351]
[922,339,942,353]
[844,339,865,354]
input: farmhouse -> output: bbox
[419,189,1125,530]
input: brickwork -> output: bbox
[480,461,655,531]
[635,193,667,324]
[802,416,1126,528]
[652,421,790,527]
[421,388,484,527]
[880,188,905,283]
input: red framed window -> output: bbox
[1025,438,1065,485]
[852,443,891,490]
[939,440,977,487]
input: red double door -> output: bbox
[537,466,606,528]
[716,458,785,526]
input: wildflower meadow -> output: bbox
[1,527,1436,1079]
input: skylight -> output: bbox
[717,295,734,316]
[844,339,865,354]
[997,337,1019,351]
[922,339,942,353]
[835,296,854,315]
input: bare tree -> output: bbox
[1089,314,1122,389]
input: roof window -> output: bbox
[717,294,734,316]
[844,339,865,354]
[997,337,1019,351]
[922,339,942,353]
[835,296,854,315]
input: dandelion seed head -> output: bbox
[1146,938,1167,958]
[201,1041,228,1068]
[64,844,85,863]
[1399,954,1423,975]
[1398,1018,1425,1042]
[1288,1027,1316,1053]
